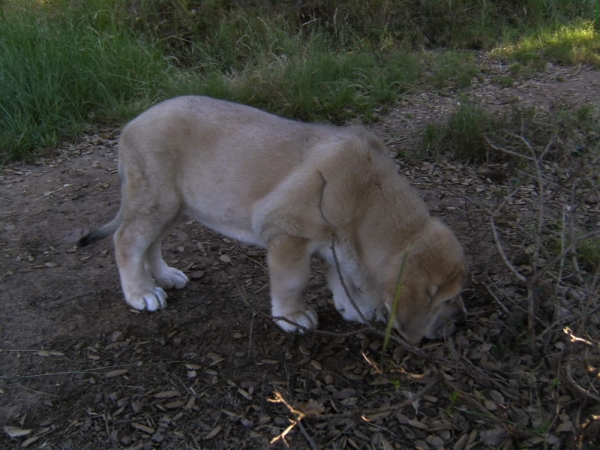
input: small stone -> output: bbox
[190,270,205,280]
[131,401,144,413]
[111,331,125,342]
[484,400,497,411]
[310,360,322,370]
[151,432,164,443]
[426,435,445,448]
[105,369,128,379]
[585,193,598,204]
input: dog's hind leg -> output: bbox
[114,217,168,311]
[145,220,189,290]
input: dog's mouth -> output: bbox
[424,312,467,341]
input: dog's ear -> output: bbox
[318,135,383,228]
[431,265,466,301]
[393,273,430,345]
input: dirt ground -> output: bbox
[1,61,600,450]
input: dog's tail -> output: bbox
[78,211,122,247]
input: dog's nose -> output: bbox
[455,309,467,326]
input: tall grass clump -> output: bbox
[2,0,599,162]
[422,101,599,163]
[123,0,599,58]
[422,101,495,162]
[497,19,600,67]
[0,1,171,162]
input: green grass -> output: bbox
[428,51,478,89]
[1,0,599,162]
[496,20,600,67]
[420,101,599,163]
[492,76,516,88]
[0,1,170,162]
[578,238,600,272]
[421,100,496,162]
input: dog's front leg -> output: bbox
[267,234,318,333]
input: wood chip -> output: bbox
[184,397,196,410]
[298,344,311,356]
[483,400,497,411]
[238,388,252,400]
[190,270,205,280]
[489,390,504,403]
[4,426,32,438]
[184,363,201,370]
[207,353,224,365]
[204,425,222,440]
[21,436,40,448]
[37,350,64,357]
[407,419,428,430]
[131,423,155,434]
[426,435,445,448]
[154,390,180,399]
[105,369,128,378]
[453,434,469,450]
[165,401,184,409]
[556,421,574,433]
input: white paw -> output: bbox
[272,308,318,333]
[126,287,167,311]
[374,306,388,323]
[154,268,189,290]
[336,301,375,323]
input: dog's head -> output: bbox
[384,219,467,345]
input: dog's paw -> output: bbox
[273,308,318,333]
[154,267,189,290]
[126,287,167,311]
[336,302,375,323]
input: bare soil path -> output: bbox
[1,62,599,449]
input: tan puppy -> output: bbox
[80,96,467,344]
